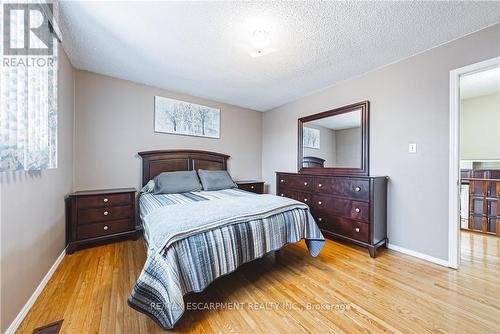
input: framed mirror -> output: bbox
[298,101,369,176]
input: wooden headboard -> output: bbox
[138,150,230,186]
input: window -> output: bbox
[0,1,58,171]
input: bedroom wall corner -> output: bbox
[0,45,75,333]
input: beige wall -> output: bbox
[460,92,500,160]
[335,127,362,168]
[0,46,74,332]
[262,24,500,261]
[74,71,263,191]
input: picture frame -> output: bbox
[154,96,220,138]
[303,127,320,149]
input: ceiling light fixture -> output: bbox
[250,29,273,57]
[251,30,270,49]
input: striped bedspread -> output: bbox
[128,188,325,329]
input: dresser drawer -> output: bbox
[314,177,369,201]
[313,214,369,243]
[278,188,299,200]
[77,219,133,240]
[297,192,311,205]
[277,174,313,192]
[311,195,369,222]
[77,193,131,209]
[78,205,131,224]
[278,189,311,205]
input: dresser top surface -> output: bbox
[69,188,136,197]
[276,172,388,179]
[235,180,264,184]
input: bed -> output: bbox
[128,150,325,329]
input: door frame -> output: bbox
[448,56,500,269]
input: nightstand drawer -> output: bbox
[77,219,133,240]
[78,205,131,224]
[237,182,264,194]
[235,181,264,194]
[77,193,131,209]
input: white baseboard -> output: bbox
[387,243,449,267]
[5,249,66,334]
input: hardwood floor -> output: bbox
[16,231,499,333]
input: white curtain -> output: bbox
[0,1,58,171]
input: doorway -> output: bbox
[449,56,500,269]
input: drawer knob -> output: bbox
[355,227,360,232]
[304,182,308,186]
[251,185,255,189]
[280,179,284,183]
[318,201,322,205]
[103,225,109,231]
[318,183,322,187]
[355,208,360,213]
[355,186,361,192]
[103,198,109,203]
[304,198,308,202]
[103,211,109,216]
[318,217,322,222]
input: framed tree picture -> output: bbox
[303,127,320,149]
[154,96,220,138]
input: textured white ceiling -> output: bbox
[59,1,500,111]
[460,66,500,99]
[309,110,361,130]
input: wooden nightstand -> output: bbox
[66,188,137,254]
[235,180,265,194]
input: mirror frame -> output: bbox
[298,101,369,176]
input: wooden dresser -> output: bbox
[66,188,137,254]
[276,172,387,257]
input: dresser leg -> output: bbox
[368,245,376,258]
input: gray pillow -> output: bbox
[140,180,155,193]
[154,170,202,194]
[197,169,236,191]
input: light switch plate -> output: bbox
[409,143,417,153]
